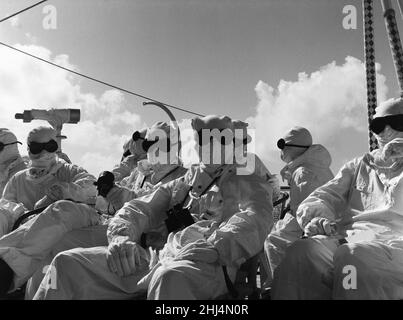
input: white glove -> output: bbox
[303,217,337,237]
[106,236,142,277]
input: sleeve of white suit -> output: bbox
[2,175,20,203]
[207,175,273,268]
[0,198,26,237]
[111,155,137,183]
[296,158,359,229]
[289,167,320,213]
[52,163,98,203]
[107,181,176,244]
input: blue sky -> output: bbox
[1,0,403,177]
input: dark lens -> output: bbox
[28,142,43,155]
[132,131,142,141]
[388,115,403,132]
[45,140,58,153]
[142,139,158,152]
[369,118,386,134]
[277,139,286,150]
[0,142,4,152]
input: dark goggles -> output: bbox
[277,138,310,150]
[0,141,22,152]
[28,139,58,155]
[369,114,403,134]
[132,132,171,152]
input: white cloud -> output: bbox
[0,43,145,177]
[246,56,389,178]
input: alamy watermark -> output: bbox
[342,264,357,290]
[146,126,256,175]
[342,5,357,30]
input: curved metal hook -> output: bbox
[143,101,178,125]
[143,101,182,161]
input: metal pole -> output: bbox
[363,0,379,151]
[381,0,403,95]
[397,0,403,20]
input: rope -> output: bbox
[363,0,379,151]
[382,0,403,95]
[0,0,48,23]
[0,41,205,117]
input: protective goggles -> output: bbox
[196,130,243,146]
[277,138,310,150]
[369,114,403,134]
[0,141,22,152]
[133,131,171,152]
[28,139,58,154]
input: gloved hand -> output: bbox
[47,184,64,201]
[303,217,337,237]
[174,239,218,264]
[105,186,124,211]
[106,236,142,277]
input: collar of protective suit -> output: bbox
[280,144,332,182]
[26,157,66,183]
[367,140,403,183]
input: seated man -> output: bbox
[0,129,28,237]
[112,128,147,183]
[272,97,403,300]
[24,121,187,299]
[0,126,99,297]
[263,127,333,289]
[99,122,187,215]
[0,129,27,196]
[33,115,273,300]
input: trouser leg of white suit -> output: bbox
[147,260,229,300]
[25,224,108,299]
[33,246,150,300]
[263,214,302,288]
[332,241,403,299]
[271,237,339,300]
[0,200,101,289]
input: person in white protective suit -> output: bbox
[33,115,273,300]
[262,127,334,290]
[271,97,403,300]
[98,122,187,216]
[0,126,99,297]
[0,129,28,237]
[0,129,27,196]
[111,128,147,183]
[25,121,187,299]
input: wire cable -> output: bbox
[0,41,205,117]
[0,0,48,23]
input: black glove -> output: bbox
[94,171,115,197]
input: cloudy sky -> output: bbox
[1,0,402,181]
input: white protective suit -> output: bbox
[112,129,147,183]
[33,162,273,300]
[271,143,403,299]
[263,144,333,287]
[0,157,100,290]
[25,119,187,299]
[0,158,27,197]
[0,129,28,236]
